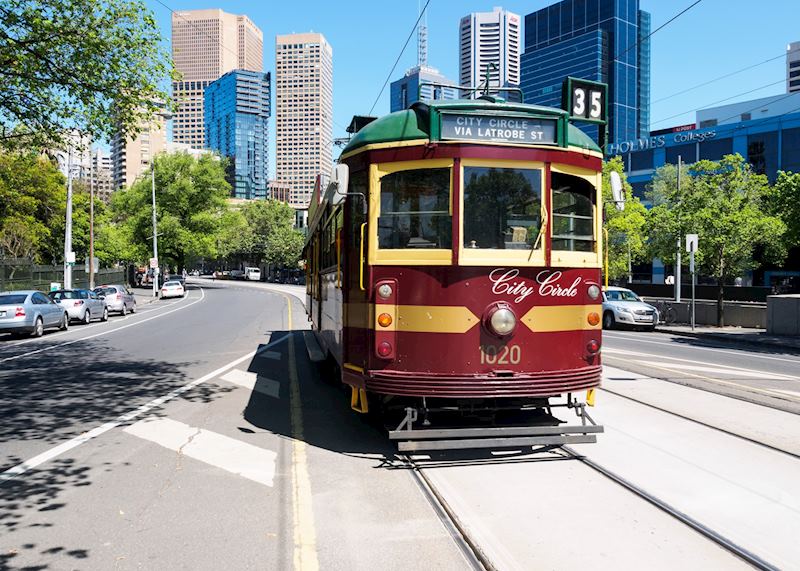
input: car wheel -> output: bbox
[101,307,108,321]
[121,304,128,316]
[31,317,43,338]
[83,310,91,325]
[602,311,615,330]
[60,313,69,331]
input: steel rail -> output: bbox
[562,445,781,571]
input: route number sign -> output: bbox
[563,78,607,124]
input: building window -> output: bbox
[699,138,733,161]
[781,127,800,174]
[747,132,779,181]
[666,143,696,165]
[630,150,653,171]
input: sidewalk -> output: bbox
[655,324,800,355]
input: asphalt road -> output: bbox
[602,329,800,414]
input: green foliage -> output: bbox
[769,171,800,249]
[602,157,649,281]
[239,199,304,266]
[0,150,64,262]
[647,154,786,325]
[0,0,173,151]
[111,153,232,268]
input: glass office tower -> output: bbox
[205,69,271,200]
[520,0,651,145]
[390,66,458,112]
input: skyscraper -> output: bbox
[520,0,651,145]
[110,114,167,190]
[788,41,800,94]
[205,70,271,200]
[275,33,333,210]
[459,7,521,95]
[390,66,458,112]
[171,9,263,149]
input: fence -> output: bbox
[0,258,126,292]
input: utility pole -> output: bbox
[64,149,74,290]
[151,162,159,298]
[675,155,682,303]
[89,150,95,290]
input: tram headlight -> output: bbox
[377,283,393,299]
[487,305,517,337]
[587,284,601,300]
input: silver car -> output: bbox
[602,286,659,331]
[0,290,69,337]
[93,284,137,315]
[49,289,108,324]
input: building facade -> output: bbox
[459,7,521,96]
[787,41,800,94]
[205,70,271,200]
[520,0,651,144]
[171,9,263,150]
[390,66,458,112]
[88,149,114,203]
[275,32,333,209]
[110,114,167,190]
[268,180,291,203]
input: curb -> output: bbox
[655,327,800,355]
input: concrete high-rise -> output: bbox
[520,0,651,145]
[459,7,521,95]
[171,9,263,149]
[110,114,167,190]
[788,41,800,93]
[275,33,333,209]
[205,70,271,200]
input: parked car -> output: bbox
[49,289,108,324]
[0,290,69,337]
[602,287,659,331]
[244,267,261,281]
[160,280,186,299]
[94,284,137,315]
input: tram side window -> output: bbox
[551,172,596,252]
[378,168,452,249]
[463,167,542,250]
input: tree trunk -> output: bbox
[717,278,725,327]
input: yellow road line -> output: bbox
[617,359,800,404]
[282,293,319,571]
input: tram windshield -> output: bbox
[551,172,596,252]
[462,167,542,250]
[378,168,452,249]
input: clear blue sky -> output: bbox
[143,0,799,174]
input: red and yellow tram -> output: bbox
[304,95,605,450]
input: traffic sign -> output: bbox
[149,257,158,269]
[685,234,699,253]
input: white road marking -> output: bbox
[603,330,800,364]
[220,369,281,399]
[124,417,276,486]
[0,287,205,364]
[0,347,255,484]
[634,360,794,380]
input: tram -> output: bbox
[304,92,606,451]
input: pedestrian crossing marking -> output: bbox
[221,369,281,398]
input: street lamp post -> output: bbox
[151,162,158,298]
[64,149,74,290]
[89,151,95,290]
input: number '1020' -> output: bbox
[572,87,603,120]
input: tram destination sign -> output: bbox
[440,113,557,145]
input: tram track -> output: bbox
[561,445,780,571]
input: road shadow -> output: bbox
[242,330,586,468]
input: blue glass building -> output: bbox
[204,70,271,200]
[390,66,458,112]
[520,0,651,145]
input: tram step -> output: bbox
[397,434,597,452]
[302,331,327,362]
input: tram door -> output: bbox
[343,170,370,370]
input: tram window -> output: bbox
[551,172,596,252]
[463,167,542,250]
[378,168,452,249]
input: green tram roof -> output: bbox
[340,98,601,156]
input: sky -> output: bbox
[142,0,800,175]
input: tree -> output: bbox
[0,0,172,151]
[602,157,649,282]
[111,153,232,269]
[647,154,786,326]
[240,200,304,266]
[769,171,800,250]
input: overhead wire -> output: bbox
[368,0,432,116]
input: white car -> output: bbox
[602,287,658,331]
[160,280,186,299]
